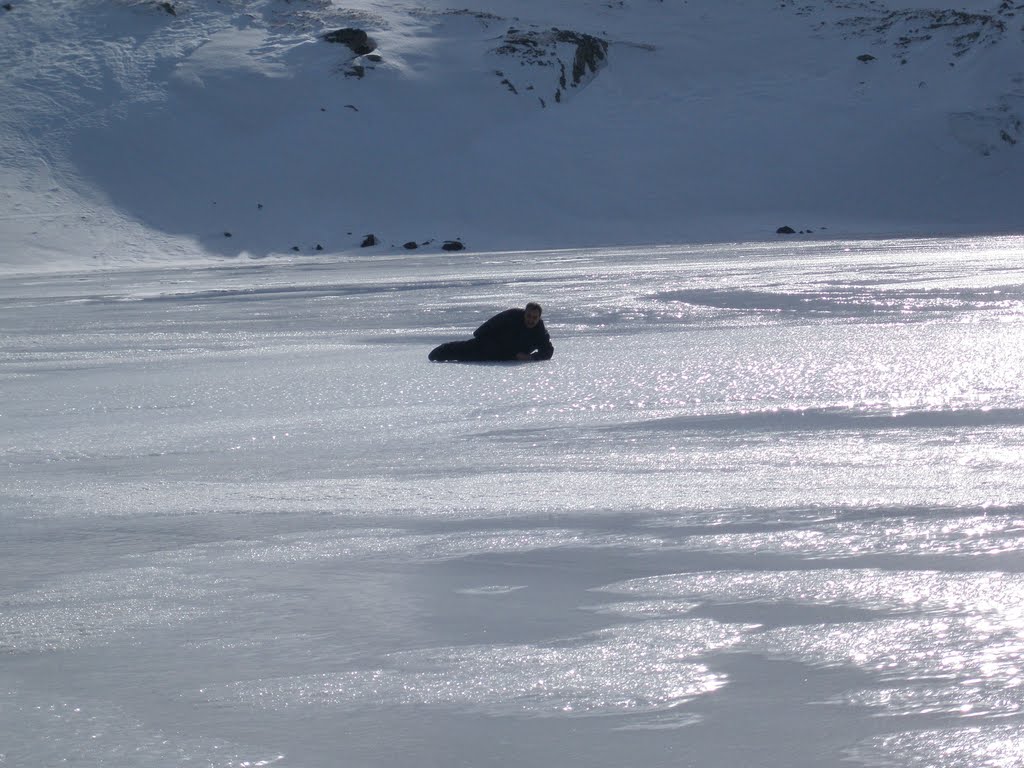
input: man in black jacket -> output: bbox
[428,302,554,362]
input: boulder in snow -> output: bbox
[323,29,377,56]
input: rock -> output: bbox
[315,244,324,251]
[292,246,300,252]
[442,240,465,251]
[552,29,609,86]
[361,234,378,247]
[224,231,232,237]
[157,1,175,15]
[494,27,609,104]
[323,28,377,56]
[857,53,876,62]
[776,226,796,234]
[403,241,419,250]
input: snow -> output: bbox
[1,0,1022,274]
[2,0,1024,765]
[4,235,1024,766]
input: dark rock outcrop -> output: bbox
[442,240,465,251]
[776,226,796,234]
[498,27,609,77]
[493,26,609,105]
[552,29,609,87]
[323,28,377,56]
[839,9,1007,59]
[361,234,378,247]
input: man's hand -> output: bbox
[515,352,533,362]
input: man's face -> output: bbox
[524,308,541,328]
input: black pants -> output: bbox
[428,339,506,362]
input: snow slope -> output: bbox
[1,0,1022,273]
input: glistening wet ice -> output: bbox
[2,236,1023,767]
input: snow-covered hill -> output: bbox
[1,0,1022,272]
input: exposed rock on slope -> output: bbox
[492,26,610,105]
[827,1,1024,155]
[323,27,380,77]
[323,28,377,56]
[835,6,1015,57]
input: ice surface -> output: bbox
[3,236,1024,766]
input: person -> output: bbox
[429,302,554,362]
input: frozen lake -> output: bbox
[2,236,1024,767]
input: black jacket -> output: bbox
[473,308,554,361]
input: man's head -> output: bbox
[524,302,543,329]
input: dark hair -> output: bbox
[525,302,542,315]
